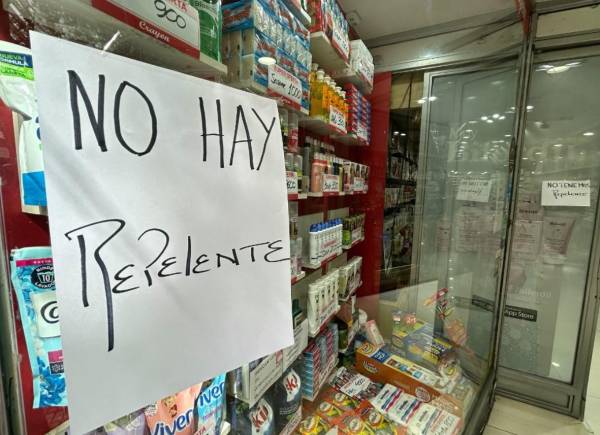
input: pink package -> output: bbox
[144,384,202,435]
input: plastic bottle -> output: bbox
[310,70,325,118]
[309,224,318,264]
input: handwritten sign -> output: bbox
[541,180,591,207]
[322,174,340,194]
[329,105,346,134]
[31,32,293,433]
[457,179,492,202]
[331,22,350,61]
[268,64,302,110]
[92,0,201,57]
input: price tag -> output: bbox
[331,22,350,61]
[92,0,200,57]
[329,105,346,134]
[353,177,366,193]
[268,64,302,110]
[286,171,298,197]
[356,121,368,143]
[322,174,340,194]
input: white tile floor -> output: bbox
[484,327,600,435]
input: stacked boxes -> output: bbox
[344,83,371,143]
[349,39,374,89]
[222,0,311,111]
[308,0,349,48]
[301,324,338,399]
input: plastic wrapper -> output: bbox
[11,247,67,408]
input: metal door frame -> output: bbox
[496,35,600,419]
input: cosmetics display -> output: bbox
[348,39,374,89]
[305,136,370,196]
[222,0,311,112]
[337,256,363,301]
[342,213,365,249]
[309,66,348,132]
[300,323,339,401]
[307,269,340,334]
[307,218,343,267]
[343,83,372,144]
[307,0,349,62]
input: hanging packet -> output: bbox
[195,374,226,435]
[145,384,202,435]
[11,246,66,408]
[0,41,46,206]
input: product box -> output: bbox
[282,319,309,370]
[355,343,467,417]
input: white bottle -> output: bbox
[309,224,318,265]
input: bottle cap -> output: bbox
[316,70,325,80]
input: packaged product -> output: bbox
[273,365,302,432]
[329,366,382,402]
[229,394,275,434]
[336,401,402,434]
[103,410,147,435]
[296,415,331,434]
[11,247,66,408]
[144,384,203,435]
[188,0,223,61]
[0,41,46,206]
[195,375,226,435]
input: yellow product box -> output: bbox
[355,342,471,418]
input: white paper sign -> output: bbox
[457,179,492,202]
[322,174,340,193]
[286,171,299,195]
[331,22,350,61]
[31,33,293,433]
[541,180,591,207]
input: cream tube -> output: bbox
[542,215,575,265]
[307,283,320,332]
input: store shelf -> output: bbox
[302,356,338,401]
[7,0,228,79]
[310,31,350,73]
[291,271,306,285]
[303,250,344,270]
[342,237,364,251]
[289,192,308,201]
[307,191,346,198]
[280,0,312,27]
[332,68,373,95]
[386,178,417,186]
[331,133,369,147]
[299,115,346,136]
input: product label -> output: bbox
[286,171,298,196]
[331,22,350,61]
[541,180,591,207]
[249,352,283,405]
[48,350,65,375]
[355,121,368,143]
[282,320,308,370]
[353,177,366,193]
[267,64,302,110]
[457,178,492,202]
[322,174,340,194]
[329,105,346,134]
[31,291,61,338]
[351,228,362,243]
[92,0,201,57]
[340,373,370,397]
[0,50,34,80]
[288,128,299,153]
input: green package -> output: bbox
[189,0,222,62]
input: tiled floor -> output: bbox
[483,327,600,435]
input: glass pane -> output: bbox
[356,65,518,432]
[500,55,600,382]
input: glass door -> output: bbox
[498,49,600,417]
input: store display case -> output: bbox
[0,1,598,435]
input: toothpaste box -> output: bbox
[355,343,469,418]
